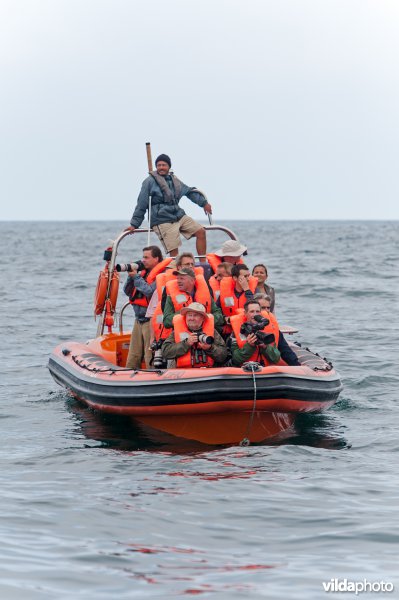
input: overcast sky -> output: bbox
[1,0,398,221]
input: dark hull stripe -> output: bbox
[49,358,343,408]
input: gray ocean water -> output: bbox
[1,220,398,599]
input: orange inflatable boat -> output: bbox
[48,227,343,445]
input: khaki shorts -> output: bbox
[153,215,202,253]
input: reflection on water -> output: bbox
[66,395,349,453]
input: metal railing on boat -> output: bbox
[97,225,239,336]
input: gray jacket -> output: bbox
[130,172,207,228]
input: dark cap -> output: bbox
[155,154,171,168]
[173,267,196,278]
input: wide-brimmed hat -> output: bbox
[173,267,196,278]
[180,302,209,319]
[214,239,247,257]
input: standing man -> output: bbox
[123,245,172,369]
[126,154,212,261]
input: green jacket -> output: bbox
[162,329,228,365]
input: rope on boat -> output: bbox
[239,362,261,447]
[71,355,164,375]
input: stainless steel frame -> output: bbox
[97,225,238,336]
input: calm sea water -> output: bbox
[1,220,398,599]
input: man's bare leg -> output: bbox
[169,248,178,257]
[194,228,207,263]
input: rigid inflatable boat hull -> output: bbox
[48,338,343,445]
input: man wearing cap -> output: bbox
[126,154,212,261]
[206,239,247,275]
[162,267,224,332]
[162,303,228,368]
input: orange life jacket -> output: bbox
[230,311,281,366]
[208,275,220,300]
[206,254,244,274]
[165,274,212,313]
[129,257,173,307]
[219,276,258,317]
[173,314,215,368]
[152,267,205,341]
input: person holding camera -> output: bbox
[162,303,228,368]
[230,300,300,368]
[123,245,173,369]
[126,154,212,261]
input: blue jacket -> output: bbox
[130,174,207,228]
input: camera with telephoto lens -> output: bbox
[115,260,145,273]
[197,333,214,346]
[240,315,275,345]
[150,339,165,369]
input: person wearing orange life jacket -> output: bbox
[162,267,224,333]
[217,264,258,337]
[206,239,247,277]
[230,300,300,367]
[208,262,232,301]
[123,245,173,369]
[162,303,228,368]
[149,253,203,343]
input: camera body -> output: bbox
[115,260,145,273]
[150,339,165,369]
[240,315,275,345]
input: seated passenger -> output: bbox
[206,239,247,275]
[208,262,232,300]
[230,300,300,367]
[252,263,275,312]
[162,303,228,367]
[217,264,258,335]
[174,251,195,270]
[150,254,203,346]
[162,267,224,332]
[253,292,272,312]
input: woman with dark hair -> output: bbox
[252,264,276,313]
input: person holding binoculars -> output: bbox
[162,303,228,368]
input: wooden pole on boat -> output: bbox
[146,142,153,173]
[146,142,153,245]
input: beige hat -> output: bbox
[180,302,209,319]
[214,239,247,257]
[173,267,196,278]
